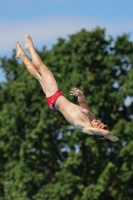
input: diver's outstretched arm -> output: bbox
[83,126,118,142]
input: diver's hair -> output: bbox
[103,125,109,130]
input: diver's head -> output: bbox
[91,119,109,130]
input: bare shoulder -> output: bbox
[83,108,89,114]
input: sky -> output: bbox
[0,0,133,81]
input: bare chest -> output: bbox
[58,97,92,127]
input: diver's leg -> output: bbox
[16,41,46,93]
[25,34,58,97]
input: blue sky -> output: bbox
[0,0,133,81]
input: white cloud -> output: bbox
[0,16,133,56]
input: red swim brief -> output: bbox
[46,89,64,110]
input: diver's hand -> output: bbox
[70,88,84,97]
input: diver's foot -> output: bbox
[16,41,25,59]
[104,132,118,142]
[25,34,34,51]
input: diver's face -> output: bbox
[91,119,109,130]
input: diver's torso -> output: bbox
[56,96,92,130]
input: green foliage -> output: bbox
[0,27,133,199]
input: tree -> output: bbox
[0,28,133,200]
